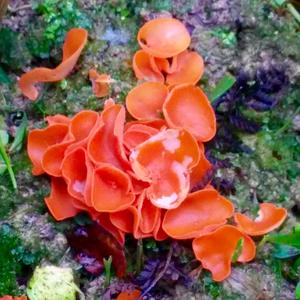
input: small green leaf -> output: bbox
[273,244,300,259]
[209,74,236,102]
[272,0,286,7]
[266,227,300,249]
[232,238,244,263]
[296,281,300,300]
[9,113,28,153]
[0,133,17,190]
[103,256,112,287]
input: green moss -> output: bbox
[0,224,44,296]
[28,0,92,59]
[0,28,31,70]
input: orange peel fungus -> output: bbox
[26,21,288,282]
[19,28,88,100]
[234,203,287,236]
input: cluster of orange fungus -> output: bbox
[26,19,287,282]
[133,18,203,87]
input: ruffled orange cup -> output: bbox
[234,203,287,236]
[166,51,204,86]
[192,225,256,281]
[45,177,80,221]
[163,189,234,239]
[89,69,111,97]
[91,164,135,212]
[130,128,200,209]
[27,124,69,175]
[19,28,88,100]
[88,101,129,170]
[163,84,216,142]
[126,82,168,120]
[133,50,164,83]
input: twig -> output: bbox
[136,239,144,274]
[8,4,31,13]
[138,244,174,299]
[287,3,300,24]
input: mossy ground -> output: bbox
[0,0,299,299]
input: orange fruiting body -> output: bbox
[19,28,88,100]
[234,203,287,236]
[25,21,287,283]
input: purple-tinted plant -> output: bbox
[210,65,288,153]
[135,243,192,298]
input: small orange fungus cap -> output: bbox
[19,28,88,100]
[61,147,92,203]
[116,289,141,300]
[166,51,204,86]
[27,124,69,175]
[110,206,140,235]
[42,140,73,177]
[130,128,200,209]
[70,110,99,142]
[132,50,164,82]
[192,225,256,282]
[138,191,160,234]
[138,18,190,58]
[88,102,129,169]
[126,82,168,120]
[234,203,287,236]
[163,189,234,239]
[124,123,159,151]
[89,69,111,97]
[91,165,135,212]
[163,84,216,142]
[44,177,80,221]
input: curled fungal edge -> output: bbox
[234,203,287,236]
[19,28,88,101]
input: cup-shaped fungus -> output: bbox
[137,18,191,58]
[45,177,80,221]
[91,165,135,212]
[192,225,256,281]
[126,82,168,120]
[163,84,216,142]
[89,69,112,97]
[166,51,204,86]
[27,124,69,175]
[132,50,165,83]
[234,203,287,236]
[163,189,234,239]
[130,128,200,209]
[19,28,88,100]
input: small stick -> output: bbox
[138,243,174,299]
[0,0,9,19]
